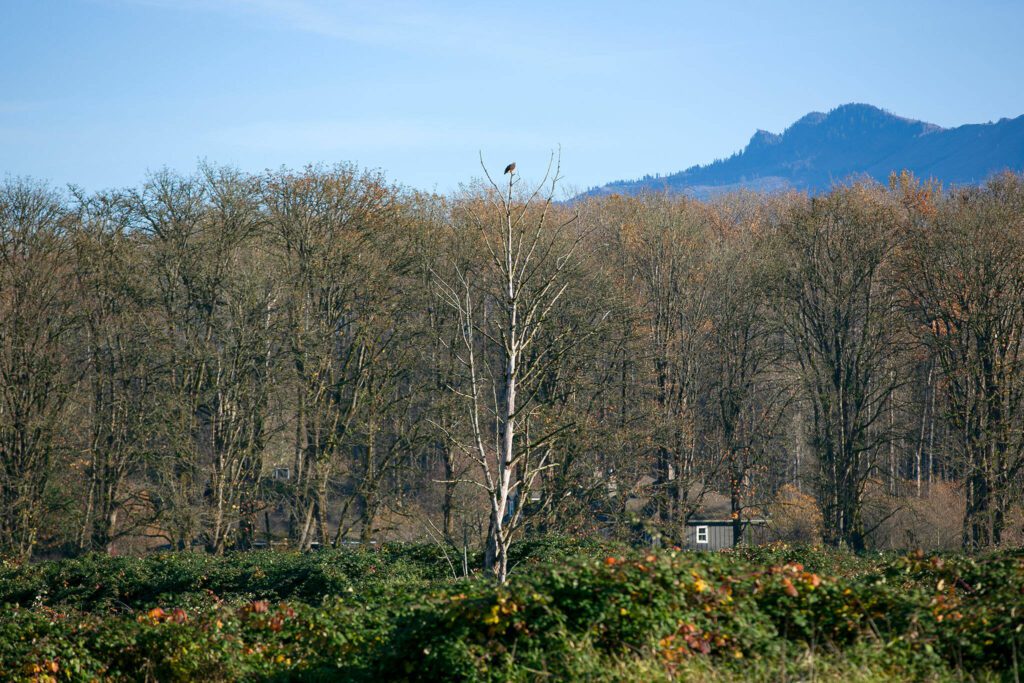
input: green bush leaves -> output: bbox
[1,541,1022,681]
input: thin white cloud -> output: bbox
[106,0,492,48]
[101,0,657,73]
[215,118,546,152]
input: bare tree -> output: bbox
[900,173,1024,549]
[771,185,905,551]
[0,179,80,561]
[264,165,404,548]
[73,190,164,553]
[133,166,271,553]
[434,153,598,582]
[703,199,791,546]
[616,195,715,541]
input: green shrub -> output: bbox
[0,540,1021,681]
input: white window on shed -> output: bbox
[696,526,709,544]
[273,467,290,480]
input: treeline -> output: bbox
[2,162,1023,568]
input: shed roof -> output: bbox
[686,518,768,525]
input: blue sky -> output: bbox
[3,0,1023,194]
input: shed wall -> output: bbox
[685,523,733,551]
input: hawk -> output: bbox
[503,162,516,175]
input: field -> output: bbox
[2,539,1022,682]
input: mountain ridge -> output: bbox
[584,104,1024,198]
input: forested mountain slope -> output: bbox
[586,103,1024,198]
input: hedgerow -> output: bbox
[1,540,1021,681]
[0,543,456,612]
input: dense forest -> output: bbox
[2,161,1023,574]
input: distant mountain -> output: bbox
[584,104,1024,199]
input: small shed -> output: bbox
[684,518,768,551]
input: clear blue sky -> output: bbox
[3,0,1023,194]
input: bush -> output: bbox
[1,539,1022,681]
[867,480,964,551]
[0,544,455,612]
[767,484,823,545]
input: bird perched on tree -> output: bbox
[503,162,516,175]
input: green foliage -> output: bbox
[1,541,1022,681]
[0,544,453,612]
